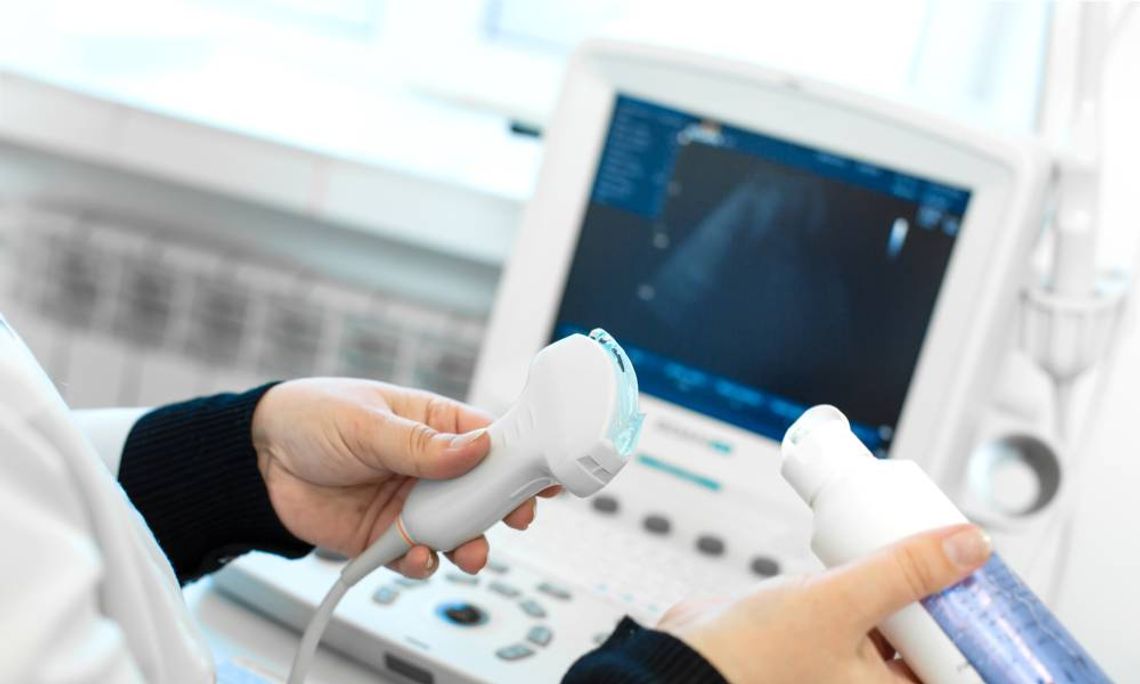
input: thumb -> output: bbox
[361,411,491,480]
[820,524,992,632]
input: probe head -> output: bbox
[520,328,643,495]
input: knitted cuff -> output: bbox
[118,383,313,584]
[563,616,727,683]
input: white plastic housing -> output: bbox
[782,406,981,684]
[471,40,1048,505]
[400,333,631,552]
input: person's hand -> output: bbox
[251,378,559,578]
[658,524,992,683]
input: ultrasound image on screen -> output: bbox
[552,96,970,453]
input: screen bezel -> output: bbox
[471,40,1045,488]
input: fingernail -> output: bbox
[424,552,436,571]
[449,429,485,449]
[943,526,992,569]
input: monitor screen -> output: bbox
[551,95,972,455]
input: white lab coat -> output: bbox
[0,315,214,683]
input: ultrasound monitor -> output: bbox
[553,95,971,457]
[473,41,1047,524]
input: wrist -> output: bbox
[250,380,286,455]
[568,617,728,683]
[677,630,742,684]
[248,382,291,528]
[119,382,310,582]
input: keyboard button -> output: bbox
[519,599,547,618]
[696,534,726,557]
[496,644,535,661]
[437,601,487,626]
[537,582,572,601]
[750,556,781,577]
[445,572,478,585]
[372,586,398,605]
[486,559,509,574]
[591,495,619,514]
[643,514,671,535]
[395,577,425,588]
[527,625,553,647]
[489,581,521,598]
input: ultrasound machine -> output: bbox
[216,40,1048,683]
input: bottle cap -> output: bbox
[781,405,873,505]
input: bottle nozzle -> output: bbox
[781,405,871,506]
[783,405,849,447]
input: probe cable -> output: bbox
[286,528,410,684]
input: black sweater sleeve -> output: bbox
[564,617,727,684]
[118,383,313,584]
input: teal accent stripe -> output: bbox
[636,454,722,491]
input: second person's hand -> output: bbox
[658,524,993,683]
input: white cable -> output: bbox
[287,577,349,684]
[286,528,411,684]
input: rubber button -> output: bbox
[519,599,547,618]
[527,625,553,647]
[750,556,781,577]
[695,534,726,556]
[372,587,398,605]
[489,581,521,598]
[643,514,671,535]
[436,601,487,626]
[445,572,478,585]
[496,644,534,661]
[537,582,572,601]
[591,495,619,514]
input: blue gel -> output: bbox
[589,328,644,457]
[922,554,1111,684]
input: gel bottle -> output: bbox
[780,405,1111,684]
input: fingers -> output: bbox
[354,387,495,479]
[445,403,494,435]
[357,410,491,480]
[386,499,535,577]
[446,536,490,574]
[386,545,439,579]
[383,537,492,577]
[503,485,561,529]
[387,537,491,576]
[390,389,494,435]
[818,524,991,632]
[504,498,537,529]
